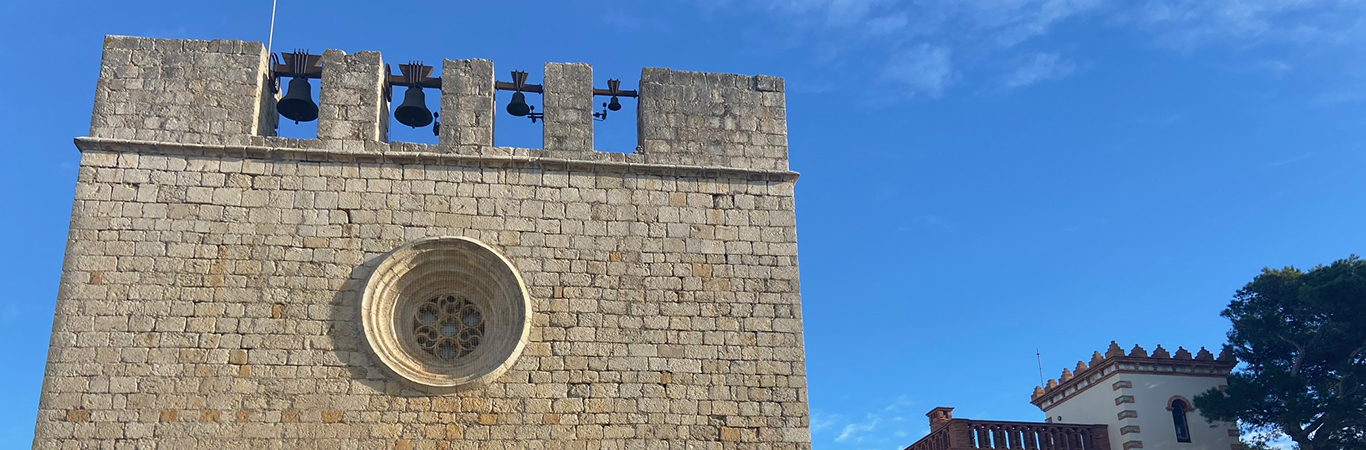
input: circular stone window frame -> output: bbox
[361,236,532,393]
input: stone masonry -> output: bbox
[33,35,807,450]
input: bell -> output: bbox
[506,91,531,117]
[607,96,621,111]
[277,77,318,123]
[394,85,433,128]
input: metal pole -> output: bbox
[1036,349,1045,386]
[266,0,278,57]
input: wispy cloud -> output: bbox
[2,302,27,325]
[864,13,910,37]
[1263,152,1314,168]
[824,395,921,447]
[882,44,955,98]
[810,408,841,435]
[1133,0,1360,50]
[663,0,1366,102]
[1004,52,1078,88]
[835,414,881,443]
[901,215,957,233]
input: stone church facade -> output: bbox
[32,35,809,450]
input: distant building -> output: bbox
[907,342,1239,450]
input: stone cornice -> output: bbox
[73,137,801,183]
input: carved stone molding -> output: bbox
[361,236,532,393]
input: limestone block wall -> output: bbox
[438,59,495,152]
[542,62,594,154]
[89,36,273,145]
[317,50,389,146]
[82,36,789,171]
[34,35,809,450]
[637,69,788,171]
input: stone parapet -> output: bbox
[542,62,594,154]
[637,68,788,171]
[90,35,272,145]
[87,35,789,173]
[316,49,388,145]
[439,58,495,152]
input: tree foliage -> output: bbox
[1194,256,1366,450]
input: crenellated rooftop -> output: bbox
[1030,341,1235,411]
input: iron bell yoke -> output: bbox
[505,70,534,118]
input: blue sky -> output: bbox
[2,1,1364,449]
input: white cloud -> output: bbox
[835,414,881,442]
[881,44,955,98]
[668,0,1366,101]
[825,395,920,445]
[1134,0,1366,51]
[1263,152,1314,168]
[1004,52,1078,88]
[864,13,910,37]
[2,303,27,325]
[960,0,1106,48]
[810,408,840,435]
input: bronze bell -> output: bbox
[607,96,622,111]
[506,91,531,117]
[394,85,433,128]
[277,77,318,123]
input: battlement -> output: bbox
[87,35,790,173]
[1030,341,1235,410]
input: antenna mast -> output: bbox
[266,0,279,57]
[1036,348,1045,386]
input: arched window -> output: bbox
[1171,399,1192,443]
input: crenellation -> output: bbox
[90,35,272,145]
[88,36,790,174]
[542,62,595,154]
[637,68,789,171]
[316,49,388,146]
[439,58,495,153]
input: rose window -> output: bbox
[413,295,485,360]
[362,236,532,393]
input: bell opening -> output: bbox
[593,94,637,154]
[494,90,543,150]
[275,77,319,139]
[388,82,441,145]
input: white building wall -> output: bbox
[1041,371,1130,449]
[1043,372,1238,450]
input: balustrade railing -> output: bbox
[905,420,1109,450]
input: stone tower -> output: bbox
[33,35,808,450]
[1031,342,1239,450]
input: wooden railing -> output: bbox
[906,420,1109,450]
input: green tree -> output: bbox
[1194,256,1366,450]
